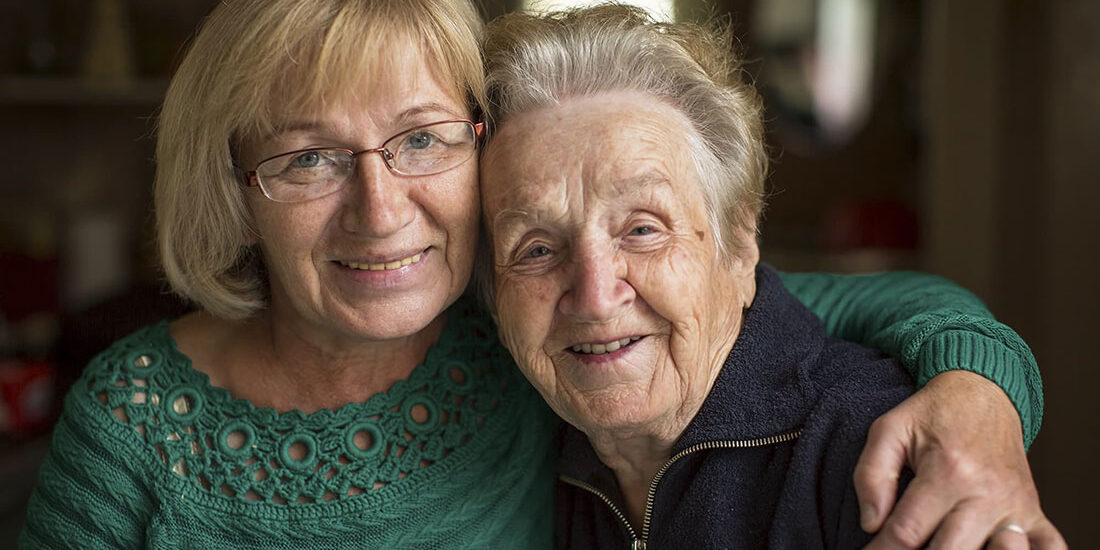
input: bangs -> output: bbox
[156,0,485,319]
[227,0,484,143]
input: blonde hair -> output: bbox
[478,4,767,291]
[156,0,486,319]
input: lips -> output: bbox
[570,336,642,355]
[336,249,426,271]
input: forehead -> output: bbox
[481,92,700,213]
[244,36,468,142]
[303,44,462,120]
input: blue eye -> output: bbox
[405,131,439,150]
[629,226,655,236]
[292,151,322,168]
[526,245,552,258]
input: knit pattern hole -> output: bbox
[84,304,509,507]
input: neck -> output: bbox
[185,309,446,414]
[261,312,446,413]
[582,324,740,528]
[584,414,690,529]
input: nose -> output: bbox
[558,240,634,321]
[339,151,415,236]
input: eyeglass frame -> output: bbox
[241,119,484,202]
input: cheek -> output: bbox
[495,278,558,347]
[636,242,712,313]
[427,172,480,246]
[252,202,326,259]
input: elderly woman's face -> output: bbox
[481,92,757,433]
[237,50,479,343]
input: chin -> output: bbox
[569,386,666,434]
[338,297,448,342]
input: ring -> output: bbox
[997,523,1027,535]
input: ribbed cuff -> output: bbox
[917,330,1041,448]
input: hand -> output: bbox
[854,370,1066,549]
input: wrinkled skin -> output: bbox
[482,92,755,443]
[480,91,758,521]
[481,90,1066,549]
[857,370,1066,550]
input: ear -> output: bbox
[727,225,759,309]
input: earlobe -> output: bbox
[739,241,760,278]
[730,226,760,278]
[727,227,759,309]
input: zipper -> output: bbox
[561,429,801,549]
[559,475,647,550]
[641,430,801,542]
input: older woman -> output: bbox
[19,1,1049,549]
[479,5,1064,550]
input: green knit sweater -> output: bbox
[20,272,1041,549]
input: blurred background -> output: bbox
[0,0,1096,546]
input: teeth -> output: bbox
[571,336,641,355]
[342,253,422,272]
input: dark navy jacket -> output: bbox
[554,265,915,549]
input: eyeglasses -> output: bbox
[243,119,483,203]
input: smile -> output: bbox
[571,336,641,355]
[338,252,423,272]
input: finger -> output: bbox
[1028,519,1068,550]
[985,524,1029,550]
[854,416,909,532]
[863,475,955,550]
[925,502,999,550]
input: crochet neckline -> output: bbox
[88,295,520,509]
[156,309,464,425]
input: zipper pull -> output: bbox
[631,539,647,550]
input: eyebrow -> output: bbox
[489,171,672,233]
[491,208,534,236]
[268,102,467,139]
[611,172,673,196]
[391,102,468,127]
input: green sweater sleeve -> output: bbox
[779,270,1042,448]
[19,392,153,549]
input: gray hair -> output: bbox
[477,3,768,312]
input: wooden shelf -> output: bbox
[0,76,167,106]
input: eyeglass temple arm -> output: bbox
[240,168,260,187]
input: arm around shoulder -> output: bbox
[779,270,1041,446]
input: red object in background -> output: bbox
[824,200,919,250]
[0,360,55,436]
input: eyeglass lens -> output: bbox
[254,121,476,202]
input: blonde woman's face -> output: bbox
[237,53,479,344]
